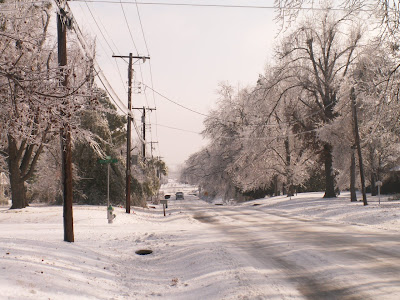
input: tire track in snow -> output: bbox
[189,205,394,300]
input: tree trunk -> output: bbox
[273,175,279,196]
[350,146,357,202]
[350,87,367,205]
[285,137,294,197]
[371,173,377,196]
[10,175,26,209]
[8,136,27,209]
[323,143,336,198]
[369,146,378,196]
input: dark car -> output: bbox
[175,192,184,200]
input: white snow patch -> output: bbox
[0,191,399,299]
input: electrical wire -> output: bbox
[157,123,201,134]
[61,1,147,144]
[142,82,348,131]
[142,83,209,118]
[57,0,356,159]
[71,2,145,142]
[76,2,128,92]
[118,0,154,152]
[119,0,138,55]
[68,1,362,12]
[148,63,162,158]
[132,0,162,158]
[134,0,150,55]
[84,2,115,54]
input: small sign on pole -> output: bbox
[98,157,118,222]
[99,157,118,164]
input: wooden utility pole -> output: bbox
[57,4,74,242]
[149,141,158,158]
[133,107,156,160]
[350,87,368,206]
[142,106,146,158]
[126,53,132,214]
[113,54,150,213]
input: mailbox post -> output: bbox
[160,200,168,216]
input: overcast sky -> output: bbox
[68,0,278,171]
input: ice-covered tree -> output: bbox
[351,46,400,194]
[221,77,314,196]
[0,1,96,208]
[269,10,363,198]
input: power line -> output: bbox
[142,81,350,131]
[119,0,138,55]
[75,3,128,91]
[84,2,115,54]
[133,0,150,55]
[148,62,162,158]
[132,0,162,157]
[157,123,201,134]
[155,120,325,148]
[69,1,147,142]
[142,83,209,118]
[118,0,153,149]
[68,5,131,115]
[69,1,358,11]
[60,0,351,159]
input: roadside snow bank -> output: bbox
[1,191,399,299]
[0,203,258,299]
[242,191,400,232]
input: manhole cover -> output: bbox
[135,249,153,255]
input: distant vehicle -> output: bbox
[175,192,184,200]
[164,194,171,199]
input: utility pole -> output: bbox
[57,2,74,242]
[126,53,132,214]
[113,54,150,213]
[133,106,156,160]
[142,106,146,158]
[351,87,368,206]
[149,141,158,158]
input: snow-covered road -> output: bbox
[1,192,400,299]
[185,199,400,299]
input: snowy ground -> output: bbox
[240,191,400,232]
[0,191,399,299]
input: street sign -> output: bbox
[98,156,118,219]
[98,158,118,164]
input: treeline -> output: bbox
[0,1,166,208]
[181,9,400,201]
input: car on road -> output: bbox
[175,192,184,200]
